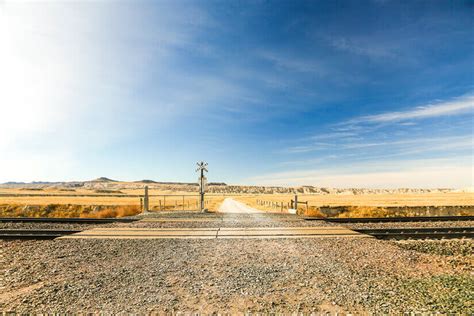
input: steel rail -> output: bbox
[1,227,473,240]
[354,227,474,240]
[0,217,138,223]
[303,215,474,223]
[0,229,81,239]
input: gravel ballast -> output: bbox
[1,210,473,313]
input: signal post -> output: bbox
[196,161,208,212]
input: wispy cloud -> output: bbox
[310,132,358,140]
[284,134,473,161]
[285,142,333,154]
[277,92,473,188]
[355,94,474,123]
[343,135,472,149]
[330,37,397,59]
[0,1,216,146]
[258,51,327,76]
[1,1,472,186]
[0,1,225,181]
[278,155,338,167]
[246,156,473,189]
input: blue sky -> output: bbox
[1,0,473,188]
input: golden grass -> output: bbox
[302,207,325,217]
[0,188,227,217]
[0,188,226,210]
[1,188,472,218]
[146,195,225,212]
[0,204,142,218]
[205,196,227,212]
[234,193,474,217]
[234,192,474,208]
[85,206,141,218]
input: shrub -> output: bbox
[82,205,141,218]
[300,206,325,217]
[337,206,388,218]
[94,189,124,194]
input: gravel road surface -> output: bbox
[2,199,473,313]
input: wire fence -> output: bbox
[256,199,309,212]
[147,195,210,211]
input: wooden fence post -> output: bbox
[143,186,149,212]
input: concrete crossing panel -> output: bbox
[59,226,372,239]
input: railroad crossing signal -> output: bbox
[198,176,208,193]
[196,161,208,212]
[196,161,208,173]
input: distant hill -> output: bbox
[0,179,455,194]
[90,177,117,182]
[453,187,474,193]
[137,180,158,184]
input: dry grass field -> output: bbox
[235,192,474,208]
[0,186,472,218]
[0,188,226,217]
[234,192,474,217]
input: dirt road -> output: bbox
[218,198,262,214]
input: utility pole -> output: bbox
[196,161,208,212]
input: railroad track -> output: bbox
[1,215,472,224]
[1,227,473,240]
[303,215,474,223]
[0,229,81,239]
[354,227,474,240]
[0,217,138,223]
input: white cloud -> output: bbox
[0,1,214,137]
[356,95,474,123]
[0,150,79,182]
[278,96,473,188]
[342,135,472,150]
[286,134,473,156]
[246,157,473,189]
[0,1,218,182]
